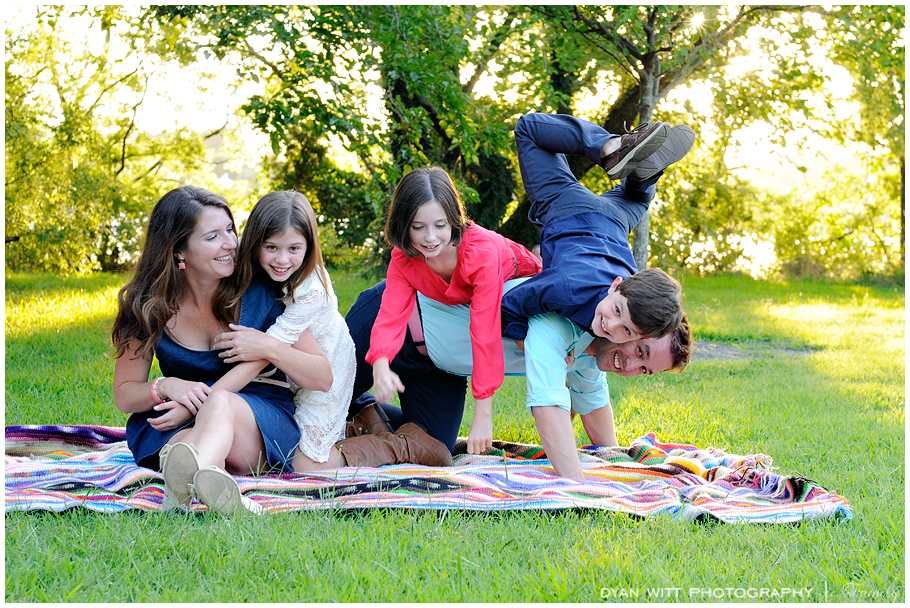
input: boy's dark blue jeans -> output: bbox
[344,280,468,453]
[499,113,666,340]
[514,112,661,232]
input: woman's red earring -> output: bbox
[178,259,185,270]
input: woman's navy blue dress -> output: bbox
[126,281,300,472]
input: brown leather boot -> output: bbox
[345,402,394,438]
[335,423,454,468]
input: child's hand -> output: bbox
[214,324,278,364]
[155,377,210,415]
[565,347,576,369]
[372,359,405,402]
[149,401,195,432]
[467,396,494,455]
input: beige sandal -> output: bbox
[159,442,200,508]
[190,467,263,515]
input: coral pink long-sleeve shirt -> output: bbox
[367,223,541,399]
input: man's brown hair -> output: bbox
[667,313,692,372]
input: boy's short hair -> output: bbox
[668,313,692,372]
[616,268,683,339]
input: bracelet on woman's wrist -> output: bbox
[151,376,166,404]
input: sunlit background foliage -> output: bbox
[4,5,904,281]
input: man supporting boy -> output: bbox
[416,286,692,479]
[344,279,692,466]
[500,112,696,478]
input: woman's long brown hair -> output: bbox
[110,186,237,360]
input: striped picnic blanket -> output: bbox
[5,425,851,523]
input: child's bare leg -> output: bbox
[290,445,345,471]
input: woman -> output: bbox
[111,186,333,514]
[111,186,450,515]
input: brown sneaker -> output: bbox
[345,402,395,438]
[601,122,669,180]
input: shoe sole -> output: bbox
[633,125,696,180]
[192,467,262,515]
[607,123,670,180]
[160,442,199,508]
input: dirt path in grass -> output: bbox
[693,341,816,362]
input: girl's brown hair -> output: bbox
[384,167,470,257]
[230,191,328,307]
[110,186,236,359]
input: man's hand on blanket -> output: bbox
[466,397,494,455]
[149,401,195,432]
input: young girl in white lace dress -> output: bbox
[217,191,356,468]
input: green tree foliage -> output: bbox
[532,6,903,280]
[822,5,905,267]
[151,5,522,260]
[649,148,761,276]
[6,5,904,281]
[527,5,836,269]
[665,6,906,279]
[767,169,901,279]
[261,122,378,268]
[5,6,216,274]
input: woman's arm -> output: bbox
[273,329,333,392]
[112,339,211,415]
[463,268,506,454]
[214,324,333,392]
[366,257,417,401]
[371,357,406,402]
[465,279,507,400]
[112,340,158,414]
[212,277,332,393]
[466,395,494,455]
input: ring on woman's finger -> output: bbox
[228,349,234,357]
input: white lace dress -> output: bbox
[266,269,356,463]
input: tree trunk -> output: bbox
[603,86,642,136]
[631,212,650,270]
[901,155,905,267]
[499,52,575,248]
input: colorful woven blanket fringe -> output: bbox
[5,425,851,523]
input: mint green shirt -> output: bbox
[418,279,609,415]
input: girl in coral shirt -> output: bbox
[367,167,541,455]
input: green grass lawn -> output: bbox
[5,270,905,602]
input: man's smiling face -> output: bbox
[590,334,674,377]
